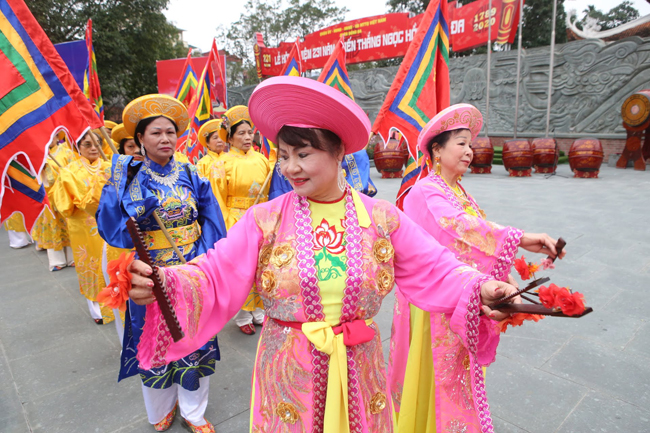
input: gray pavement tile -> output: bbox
[624,321,650,359]
[487,346,588,433]
[556,391,650,433]
[25,370,144,433]
[542,337,650,408]
[10,333,120,401]
[1,308,95,361]
[214,409,249,432]
[491,415,530,433]
[204,343,256,426]
[497,322,571,369]
[0,414,30,433]
[0,354,26,423]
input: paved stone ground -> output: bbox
[1,164,649,433]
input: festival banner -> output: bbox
[0,0,101,214]
[255,0,521,77]
[372,0,451,209]
[83,19,103,121]
[54,40,86,90]
[174,48,198,108]
[317,36,354,100]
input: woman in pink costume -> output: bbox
[126,79,520,432]
[388,104,566,433]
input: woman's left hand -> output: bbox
[480,280,521,321]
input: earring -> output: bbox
[434,156,441,176]
[458,173,463,182]
[141,145,146,157]
[337,163,346,192]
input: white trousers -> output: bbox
[142,376,210,425]
[234,308,265,327]
[87,299,102,320]
[7,230,32,248]
[46,246,74,271]
[101,243,125,344]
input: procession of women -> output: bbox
[4,0,616,430]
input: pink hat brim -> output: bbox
[249,76,371,155]
[417,104,484,158]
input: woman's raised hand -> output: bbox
[480,280,521,321]
[127,260,161,305]
[519,233,567,260]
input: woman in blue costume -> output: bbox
[96,95,226,433]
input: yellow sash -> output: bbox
[301,318,374,433]
[142,221,201,251]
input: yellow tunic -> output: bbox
[4,213,26,232]
[31,145,76,250]
[51,157,115,323]
[174,151,190,164]
[196,150,227,215]
[218,147,271,229]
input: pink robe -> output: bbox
[388,174,523,432]
[136,190,497,432]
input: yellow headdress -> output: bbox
[111,123,132,145]
[104,120,117,130]
[122,94,189,138]
[218,105,253,142]
[198,119,224,147]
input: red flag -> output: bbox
[84,19,104,121]
[174,48,198,107]
[317,37,353,99]
[372,0,451,209]
[0,0,101,215]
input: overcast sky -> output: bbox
[164,0,650,52]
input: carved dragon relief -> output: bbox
[229,36,650,137]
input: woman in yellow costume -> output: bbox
[31,132,76,271]
[195,119,227,212]
[51,130,115,325]
[216,105,271,334]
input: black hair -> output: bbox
[228,120,252,138]
[277,125,343,158]
[426,128,470,159]
[133,116,179,146]
[118,137,135,155]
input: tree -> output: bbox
[387,0,429,13]
[577,1,640,31]
[520,0,567,48]
[29,0,186,115]
[219,0,348,85]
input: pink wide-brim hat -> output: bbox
[418,103,484,158]
[248,76,371,155]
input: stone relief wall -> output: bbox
[228,36,650,138]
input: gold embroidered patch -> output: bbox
[275,402,299,424]
[260,270,278,294]
[463,354,471,371]
[270,244,294,268]
[373,238,394,263]
[259,244,272,267]
[370,392,387,414]
[376,268,394,295]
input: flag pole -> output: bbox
[99,126,119,154]
[513,0,524,139]
[545,0,558,137]
[88,129,108,161]
[485,0,493,137]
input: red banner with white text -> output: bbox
[254,0,522,77]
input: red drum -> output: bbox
[374,135,408,178]
[532,138,559,174]
[503,139,533,177]
[569,138,604,178]
[470,137,494,174]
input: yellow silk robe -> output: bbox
[196,150,227,219]
[51,157,114,323]
[217,147,271,229]
[31,145,76,250]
